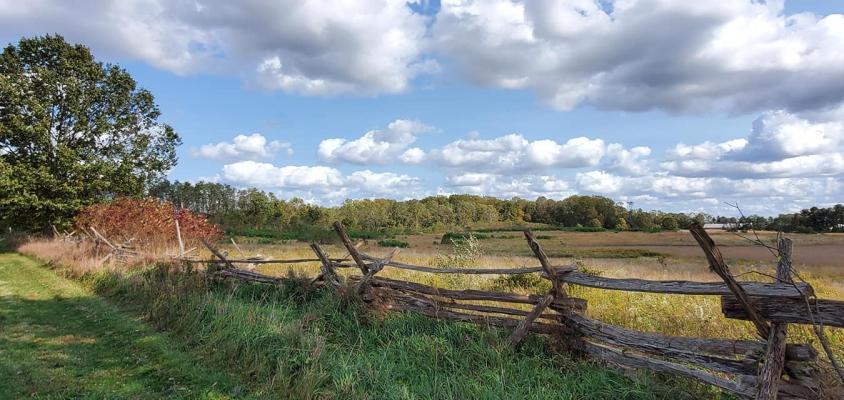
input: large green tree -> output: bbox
[0,35,180,230]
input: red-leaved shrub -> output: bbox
[75,198,222,248]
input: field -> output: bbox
[223,229,844,353]
[11,228,844,398]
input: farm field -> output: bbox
[219,229,844,357]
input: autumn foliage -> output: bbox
[75,198,222,247]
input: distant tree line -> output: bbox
[712,204,844,233]
[148,180,709,237]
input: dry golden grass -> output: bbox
[207,239,844,362]
[18,234,844,363]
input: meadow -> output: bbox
[12,228,844,398]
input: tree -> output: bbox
[0,35,180,230]
[660,216,679,231]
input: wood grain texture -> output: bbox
[553,270,812,298]
[689,224,770,338]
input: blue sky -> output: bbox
[2,0,844,215]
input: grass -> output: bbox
[13,240,728,399]
[14,236,844,398]
[0,251,237,399]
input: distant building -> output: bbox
[703,223,735,230]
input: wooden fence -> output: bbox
[183,222,842,400]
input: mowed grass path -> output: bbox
[0,252,235,399]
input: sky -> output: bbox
[2,0,844,216]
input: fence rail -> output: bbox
[182,223,839,399]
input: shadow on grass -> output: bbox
[0,293,237,400]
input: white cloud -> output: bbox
[442,172,572,199]
[220,161,423,199]
[399,147,426,164]
[222,161,344,190]
[662,111,844,178]
[434,0,844,113]
[347,170,422,195]
[193,133,291,161]
[0,0,435,95]
[604,144,651,176]
[430,133,605,171]
[318,119,436,164]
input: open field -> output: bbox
[13,228,844,398]
[8,242,725,399]
[217,229,844,359]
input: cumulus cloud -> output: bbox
[347,170,422,195]
[399,147,427,164]
[429,133,605,171]
[662,111,844,178]
[220,161,422,199]
[193,134,291,161]
[442,172,572,199]
[604,144,651,176]
[222,161,344,190]
[318,119,436,164]
[434,0,844,113]
[0,0,435,95]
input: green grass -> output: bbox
[0,252,237,399]
[5,245,724,399]
[85,265,721,399]
[377,238,410,248]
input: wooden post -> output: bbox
[201,238,235,271]
[508,291,555,348]
[310,243,341,287]
[690,224,770,338]
[230,238,245,258]
[355,248,399,293]
[175,219,185,257]
[510,231,564,348]
[757,238,793,400]
[524,230,566,297]
[332,221,369,275]
[89,226,117,250]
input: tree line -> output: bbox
[712,205,844,233]
[148,180,707,236]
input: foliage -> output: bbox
[377,238,409,248]
[660,216,679,231]
[74,198,221,247]
[151,180,718,237]
[435,233,483,269]
[0,35,180,231]
[440,231,491,243]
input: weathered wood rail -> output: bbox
[196,223,840,399]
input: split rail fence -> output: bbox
[177,222,843,400]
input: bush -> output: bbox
[435,233,482,268]
[377,239,409,248]
[440,232,490,244]
[75,197,221,247]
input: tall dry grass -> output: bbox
[17,237,844,378]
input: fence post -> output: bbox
[757,238,793,400]
[355,248,399,293]
[689,224,770,339]
[332,221,369,275]
[524,230,566,297]
[175,219,185,257]
[201,238,235,272]
[509,230,561,348]
[310,242,341,287]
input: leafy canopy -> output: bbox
[0,35,180,230]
